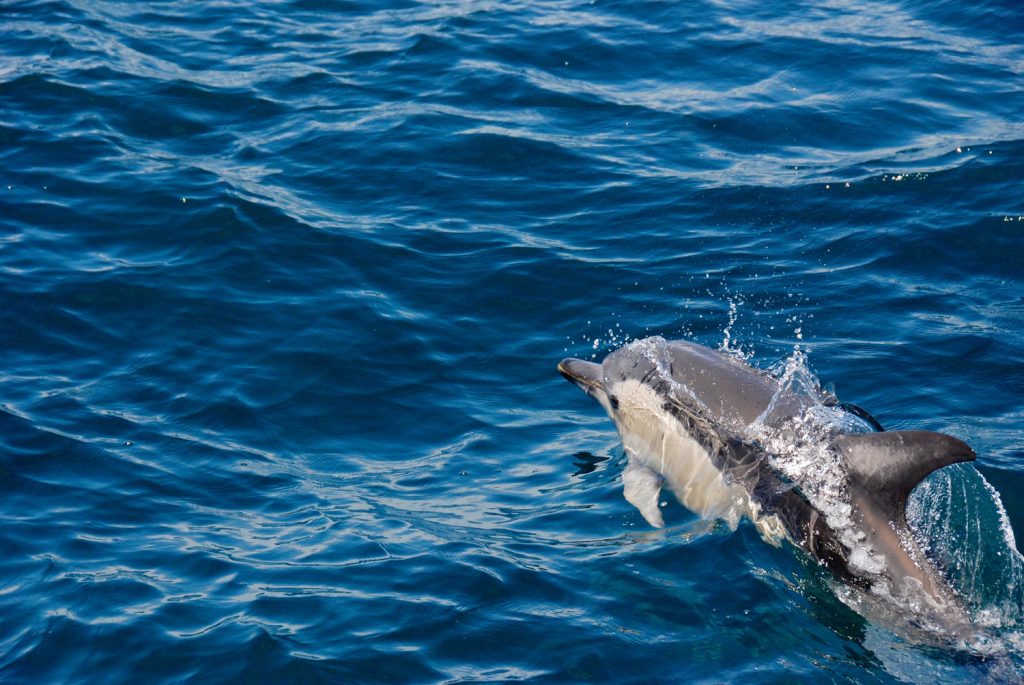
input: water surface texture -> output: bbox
[2,0,1023,682]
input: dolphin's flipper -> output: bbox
[623,454,665,528]
[836,430,976,525]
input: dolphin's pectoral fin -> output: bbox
[622,455,665,528]
[836,430,975,526]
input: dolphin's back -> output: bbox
[606,339,797,427]
[663,341,780,425]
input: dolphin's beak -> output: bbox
[558,358,604,393]
[559,358,614,417]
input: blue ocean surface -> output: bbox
[2,0,1023,682]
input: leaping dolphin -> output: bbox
[559,336,977,636]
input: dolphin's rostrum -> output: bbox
[559,337,977,635]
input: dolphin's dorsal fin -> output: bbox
[836,430,975,524]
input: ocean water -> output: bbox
[2,0,1023,682]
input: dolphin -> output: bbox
[558,336,977,635]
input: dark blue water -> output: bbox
[2,0,1023,682]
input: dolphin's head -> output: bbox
[560,337,785,427]
[558,358,616,417]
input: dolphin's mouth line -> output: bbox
[557,360,602,392]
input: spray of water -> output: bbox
[746,343,1024,657]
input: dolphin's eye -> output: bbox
[609,395,619,410]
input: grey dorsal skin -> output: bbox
[558,337,977,629]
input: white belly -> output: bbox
[611,380,759,530]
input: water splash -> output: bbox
[754,345,1024,655]
[908,465,1024,633]
[746,351,887,578]
[719,297,747,359]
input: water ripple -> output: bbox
[2,0,1024,682]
